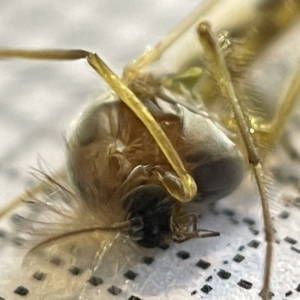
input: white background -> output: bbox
[0,1,300,300]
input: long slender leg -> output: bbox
[86,52,197,202]
[197,22,273,300]
[123,0,220,82]
[0,49,196,205]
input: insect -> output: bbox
[1,0,300,299]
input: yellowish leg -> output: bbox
[0,48,196,208]
[197,23,273,300]
[123,0,220,82]
[86,52,196,201]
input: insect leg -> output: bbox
[123,0,221,82]
[0,49,197,203]
[0,49,89,60]
[197,22,273,300]
[86,52,197,202]
[171,212,220,243]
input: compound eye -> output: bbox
[193,156,244,202]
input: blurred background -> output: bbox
[0,1,300,300]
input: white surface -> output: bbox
[0,1,300,300]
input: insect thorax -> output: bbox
[66,83,245,231]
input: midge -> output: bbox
[1,0,300,299]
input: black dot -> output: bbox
[14,286,29,296]
[278,210,290,219]
[238,245,245,251]
[176,250,190,260]
[33,271,46,281]
[49,257,62,266]
[291,246,300,253]
[158,242,169,250]
[284,236,298,245]
[242,217,256,226]
[296,284,300,292]
[249,227,259,236]
[127,296,142,300]
[69,266,82,276]
[238,279,252,289]
[141,256,154,265]
[233,254,245,263]
[195,259,211,269]
[247,240,260,248]
[191,290,197,295]
[217,269,231,279]
[124,270,137,281]
[107,285,122,295]
[222,208,235,216]
[206,275,213,282]
[285,290,293,296]
[223,260,228,264]
[88,276,103,286]
[201,285,212,294]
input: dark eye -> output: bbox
[124,185,174,248]
[192,156,244,202]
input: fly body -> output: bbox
[1,1,300,300]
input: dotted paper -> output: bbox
[1,1,300,300]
